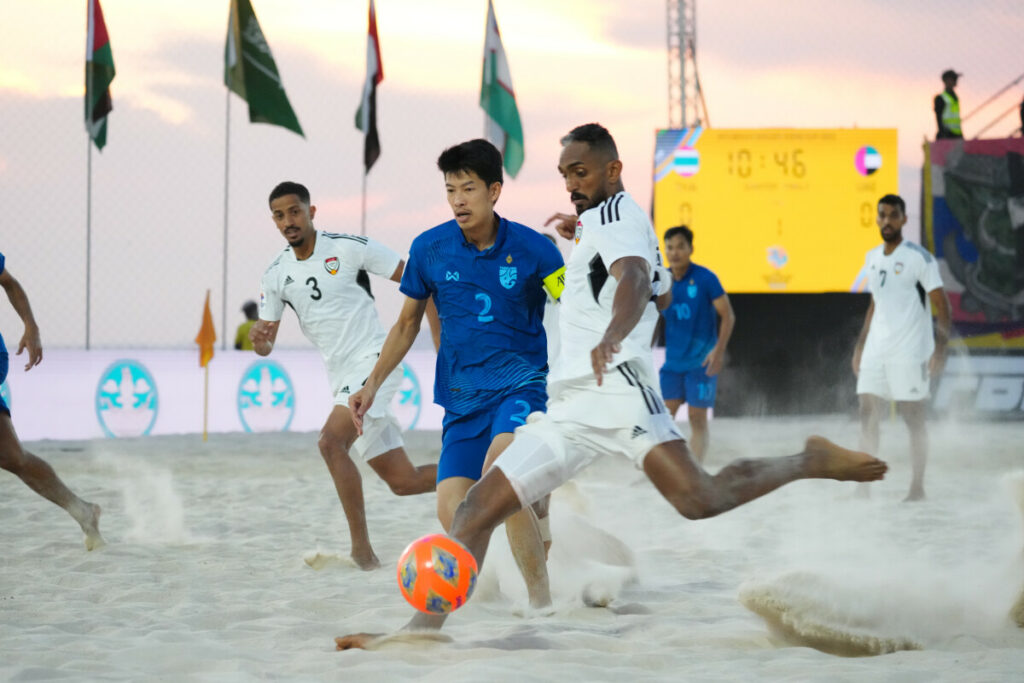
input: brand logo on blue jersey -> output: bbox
[95,360,159,438]
[499,266,518,289]
[237,360,295,433]
[445,271,460,282]
[0,379,10,410]
[687,284,697,298]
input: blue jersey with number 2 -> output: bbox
[401,216,565,415]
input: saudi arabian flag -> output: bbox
[224,0,304,137]
[480,0,524,178]
[85,0,115,151]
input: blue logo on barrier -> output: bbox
[237,360,295,432]
[1,380,10,409]
[96,360,159,438]
[392,362,422,430]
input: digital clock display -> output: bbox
[653,128,898,293]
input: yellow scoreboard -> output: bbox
[652,128,898,293]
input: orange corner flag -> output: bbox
[195,290,217,367]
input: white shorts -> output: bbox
[329,355,404,462]
[493,358,684,506]
[856,356,930,402]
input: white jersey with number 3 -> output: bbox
[553,191,665,384]
[862,240,943,363]
[259,231,400,365]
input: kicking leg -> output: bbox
[643,436,887,520]
[318,406,379,570]
[0,414,103,550]
[482,432,551,609]
[367,448,436,496]
[898,400,928,502]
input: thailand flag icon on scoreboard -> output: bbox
[673,147,700,177]
[855,146,882,176]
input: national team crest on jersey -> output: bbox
[574,221,583,244]
[687,280,697,298]
[324,257,339,275]
[894,262,904,274]
[499,266,518,289]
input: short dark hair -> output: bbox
[437,139,503,187]
[878,194,906,215]
[269,181,310,207]
[560,123,619,160]
[664,225,693,246]
[242,300,258,320]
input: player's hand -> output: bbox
[348,386,377,435]
[851,347,862,377]
[17,325,42,371]
[591,338,621,386]
[249,320,275,356]
[928,348,946,377]
[544,213,577,241]
[702,348,724,377]
[335,633,384,651]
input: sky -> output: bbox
[0,0,1021,349]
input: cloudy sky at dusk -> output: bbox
[1,0,1020,348]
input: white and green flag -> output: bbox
[480,0,523,177]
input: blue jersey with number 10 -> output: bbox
[662,263,725,372]
[401,216,565,415]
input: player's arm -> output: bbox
[249,319,280,356]
[703,294,735,377]
[852,299,874,376]
[544,213,577,241]
[349,296,428,432]
[928,287,952,376]
[388,256,440,352]
[0,266,42,370]
[592,256,652,385]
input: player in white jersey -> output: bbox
[336,124,888,649]
[853,194,951,501]
[250,182,436,570]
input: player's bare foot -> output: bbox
[72,501,105,551]
[804,436,887,482]
[903,487,926,502]
[335,632,383,650]
[351,549,381,571]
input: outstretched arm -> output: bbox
[592,256,652,385]
[0,267,42,370]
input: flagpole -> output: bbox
[360,171,368,237]
[86,137,92,350]
[222,88,231,350]
[203,364,210,442]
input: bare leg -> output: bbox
[318,406,378,570]
[857,394,884,498]
[482,433,551,609]
[436,476,475,532]
[0,414,103,550]
[687,405,710,464]
[664,399,683,419]
[643,436,887,520]
[367,448,437,496]
[898,400,928,502]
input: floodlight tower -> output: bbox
[667,0,705,128]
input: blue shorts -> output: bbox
[659,366,717,409]
[438,384,547,483]
[0,351,9,416]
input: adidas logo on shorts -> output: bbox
[340,385,350,393]
[631,425,647,439]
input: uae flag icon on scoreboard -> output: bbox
[855,145,882,176]
[673,147,700,177]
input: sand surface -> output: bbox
[2,415,1023,681]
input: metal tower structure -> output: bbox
[666,0,705,129]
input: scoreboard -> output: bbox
[652,128,898,293]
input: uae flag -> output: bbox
[480,0,524,178]
[355,0,383,172]
[85,0,115,151]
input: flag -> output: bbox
[85,0,115,151]
[355,0,383,172]
[224,0,304,137]
[480,0,524,178]
[195,290,217,368]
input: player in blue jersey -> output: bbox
[0,252,104,550]
[350,139,565,608]
[655,225,735,463]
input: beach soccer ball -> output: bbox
[397,534,478,614]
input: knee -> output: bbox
[318,431,348,459]
[0,446,22,473]
[386,476,418,497]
